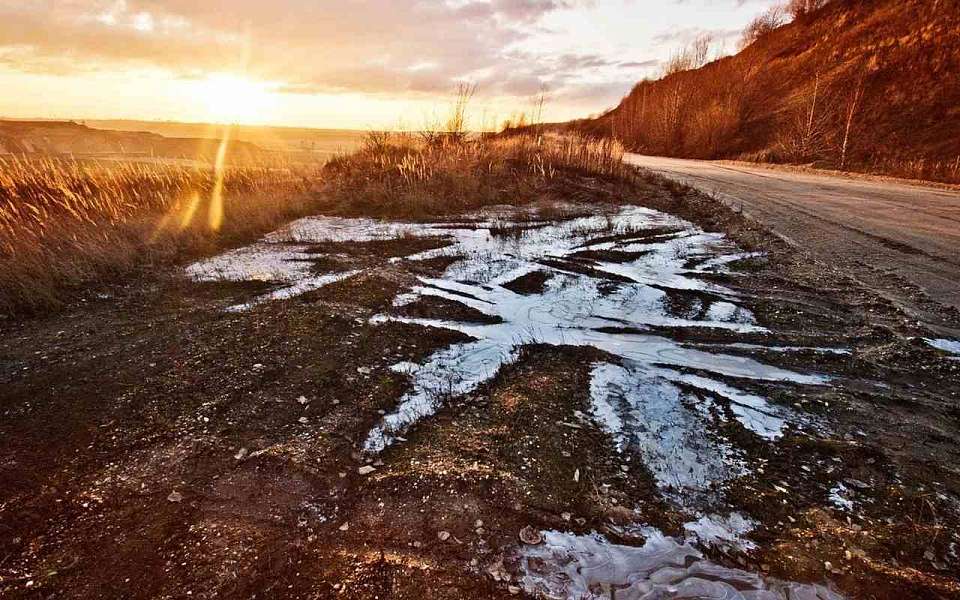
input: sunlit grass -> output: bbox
[321,132,636,217]
[0,154,323,314]
[0,133,640,315]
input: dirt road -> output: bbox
[626,154,960,335]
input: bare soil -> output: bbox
[1,178,959,599]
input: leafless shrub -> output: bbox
[786,0,829,19]
[663,34,715,76]
[741,5,786,48]
[776,73,833,162]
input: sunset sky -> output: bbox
[0,0,779,130]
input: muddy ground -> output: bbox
[1,180,960,599]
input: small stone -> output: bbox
[358,465,377,475]
[438,531,451,542]
[298,396,309,405]
[252,363,265,371]
[339,522,349,531]
[573,468,580,483]
[519,526,543,545]
[561,512,572,521]
[508,586,521,595]
[167,491,183,503]
[234,448,248,460]
[475,519,484,528]
[298,416,309,424]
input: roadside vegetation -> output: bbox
[320,132,634,219]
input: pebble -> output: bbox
[358,465,377,475]
[519,526,543,545]
[438,531,451,541]
[339,522,349,531]
[167,491,183,503]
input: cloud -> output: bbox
[0,0,767,121]
[1,1,597,99]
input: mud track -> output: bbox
[1,187,959,599]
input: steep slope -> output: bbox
[576,0,960,182]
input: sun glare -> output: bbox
[197,74,275,124]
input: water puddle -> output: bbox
[514,529,843,600]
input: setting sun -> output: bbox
[197,74,276,124]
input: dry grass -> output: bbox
[320,132,637,218]
[0,133,639,316]
[0,156,324,315]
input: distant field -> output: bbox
[85,119,368,158]
[0,119,368,164]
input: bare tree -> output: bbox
[839,76,865,169]
[691,33,713,68]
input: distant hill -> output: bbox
[565,0,960,182]
[0,120,273,164]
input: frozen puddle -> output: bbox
[189,207,833,504]
[188,205,833,484]
[514,530,843,600]
[357,206,828,501]
[185,217,430,310]
[926,338,960,357]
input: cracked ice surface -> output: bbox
[363,207,828,466]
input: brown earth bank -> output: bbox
[547,0,960,183]
[1,166,959,599]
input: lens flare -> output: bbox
[208,126,231,232]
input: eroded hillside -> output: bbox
[575,0,960,182]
